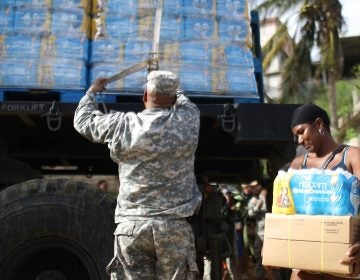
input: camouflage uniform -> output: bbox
[74,71,202,279]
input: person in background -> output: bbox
[222,189,239,280]
[74,70,202,279]
[289,103,360,280]
[96,179,109,191]
[234,182,253,280]
[247,179,268,280]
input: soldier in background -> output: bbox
[96,179,109,191]
[247,179,268,280]
[74,71,202,279]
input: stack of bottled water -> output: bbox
[0,0,258,98]
[90,0,258,98]
[0,0,90,89]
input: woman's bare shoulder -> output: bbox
[347,145,360,178]
[347,145,360,160]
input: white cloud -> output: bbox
[340,0,360,36]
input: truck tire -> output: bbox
[0,178,116,280]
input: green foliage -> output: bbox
[345,127,358,141]
[313,79,357,117]
[312,76,360,141]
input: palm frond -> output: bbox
[262,24,293,70]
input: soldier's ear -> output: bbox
[143,90,147,103]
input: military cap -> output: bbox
[146,70,179,96]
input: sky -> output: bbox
[340,0,360,37]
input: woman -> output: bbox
[289,103,360,280]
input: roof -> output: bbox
[341,36,360,77]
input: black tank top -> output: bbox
[301,145,350,171]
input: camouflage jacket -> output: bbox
[74,92,202,222]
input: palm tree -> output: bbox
[257,0,344,134]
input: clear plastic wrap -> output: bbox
[272,169,360,216]
[38,58,87,88]
[0,8,14,34]
[216,0,249,19]
[90,0,257,98]
[1,0,257,97]
[13,8,52,34]
[0,58,38,87]
[0,1,90,90]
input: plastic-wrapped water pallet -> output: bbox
[218,17,251,43]
[41,34,89,61]
[0,8,14,34]
[183,0,215,16]
[51,0,91,12]
[0,58,87,89]
[38,59,87,88]
[0,33,42,59]
[216,0,249,19]
[90,38,125,63]
[91,0,183,16]
[184,14,216,41]
[51,8,90,36]
[0,59,38,87]
[0,0,262,103]
[13,8,51,34]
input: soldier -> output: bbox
[73,71,202,279]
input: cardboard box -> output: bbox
[262,213,360,275]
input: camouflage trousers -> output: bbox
[106,218,199,280]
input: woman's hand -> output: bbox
[340,242,360,276]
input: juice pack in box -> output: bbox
[289,169,360,215]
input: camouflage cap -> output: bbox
[146,70,179,96]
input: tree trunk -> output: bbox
[327,70,339,141]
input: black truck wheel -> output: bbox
[0,179,116,280]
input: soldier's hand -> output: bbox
[89,77,107,93]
